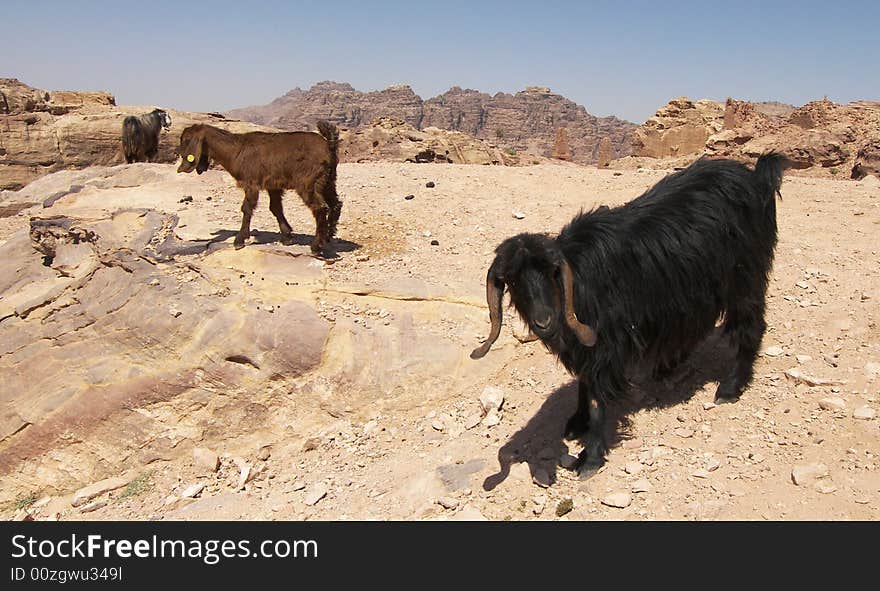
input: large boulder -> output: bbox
[630,97,724,158]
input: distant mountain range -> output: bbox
[226,82,637,165]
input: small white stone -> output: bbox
[624,461,642,475]
[481,409,501,427]
[180,483,205,498]
[303,484,328,506]
[853,406,876,420]
[762,346,785,357]
[791,463,829,486]
[436,497,459,510]
[631,479,651,493]
[818,397,846,411]
[478,386,505,413]
[602,492,632,508]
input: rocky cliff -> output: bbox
[228,82,637,165]
[631,95,880,178]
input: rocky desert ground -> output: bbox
[1,158,878,521]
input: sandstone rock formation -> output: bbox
[338,117,510,166]
[552,128,571,161]
[228,82,637,165]
[631,94,880,178]
[0,79,273,191]
[630,97,724,159]
[0,164,495,497]
[596,137,613,168]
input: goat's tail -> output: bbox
[317,120,339,168]
[754,151,787,201]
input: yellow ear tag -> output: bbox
[187,154,195,162]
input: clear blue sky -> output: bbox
[3,0,878,123]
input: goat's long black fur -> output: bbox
[473,152,787,477]
[122,108,171,163]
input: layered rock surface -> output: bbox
[228,81,637,164]
[631,95,880,178]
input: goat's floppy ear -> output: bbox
[559,258,597,346]
[192,134,209,174]
[470,262,505,359]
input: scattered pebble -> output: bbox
[180,483,205,498]
[481,409,501,428]
[436,497,459,510]
[785,368,844,386]
[602,492,632,508]
[463,413,482,430]
[425,181,435,188]
[673,427,694,439]
[303,484,328,506]
[479,386,505,413]
[624,461,642,475]
[79,500,107,514]
[631,479,651,493]
[512,211,526,219]
[818,397,846,411]
[791,463,829,486]
[555,498,574,517]
[193,448,219,473]
[853,406,876,420]
[763,346,785,357]
[404,194,415,200]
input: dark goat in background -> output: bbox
[122,109,172,163]
[177,122,341,255]
[471,153,787,477]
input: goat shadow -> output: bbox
[482,328,737,490]
[206,229,361,259]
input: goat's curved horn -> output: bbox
[560,258,597,347]
[470,271,504,359]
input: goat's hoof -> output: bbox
[714,383,743,404]
[233,241,245,250]
[280,235,295,246]
[575,460,604,480]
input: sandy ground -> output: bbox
[3,160,879,521]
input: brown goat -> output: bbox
[177,121,341,254]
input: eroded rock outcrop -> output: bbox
[631,94,880,178]
[229,81,637,165]
[0,78,271,191]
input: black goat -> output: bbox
[122,108,172,163]
[471,153,787,477]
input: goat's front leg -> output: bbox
[235,189,259,249]
[571,375,608,479]
[268,189,294,244]
[564,378,590,440]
